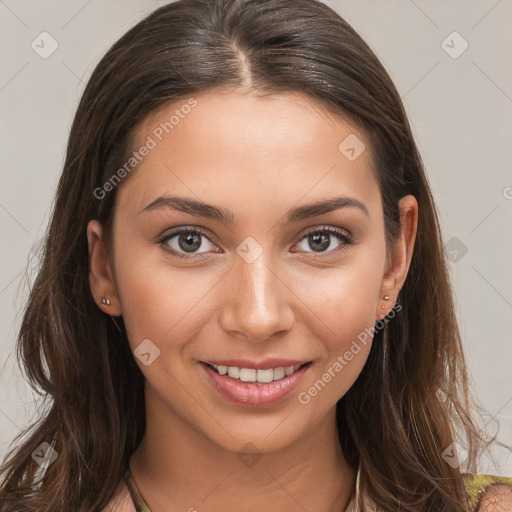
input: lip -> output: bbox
[201,358,309,370]
[200,361,311,408]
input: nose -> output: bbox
[218,251,295,343]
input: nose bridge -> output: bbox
[244,254,277,310]
[219,240,293,341]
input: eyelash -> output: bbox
[157,225,354,261]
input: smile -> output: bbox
[208,363,307,384]
[200,361,312,407]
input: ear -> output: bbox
[86,219,122,316]
[376,195,418,320]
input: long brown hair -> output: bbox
[0,0,490,510]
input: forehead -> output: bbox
[117,89,380,220]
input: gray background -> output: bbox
[1,0,511,475]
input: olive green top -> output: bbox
[124,468,512,512]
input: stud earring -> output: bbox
[100,296,111,306]
[379,295,391,319]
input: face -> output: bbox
[88,88,416,454]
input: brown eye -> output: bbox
[159,227,219,259]
[307,232,331,252]
[294,227,353,256]
[177,232,202,252]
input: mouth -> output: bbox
[203,361,311,384]
[199,360,312,407]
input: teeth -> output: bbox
[273,367,285,380]
[227,367,240,379]
[284,366,295,376]
[239,368,257,382]
[256,369,274,383]
[210,363,304,383]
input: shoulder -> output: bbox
[478,484,512,511]
[478,483,512,512]
[463,474,512,511]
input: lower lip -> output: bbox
[200,362,310,408]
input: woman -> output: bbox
[0,0,510,510]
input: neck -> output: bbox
[129,387,356,512]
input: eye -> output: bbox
[293,226,353,257]
[158,227,220,260]
[158,225,354,261]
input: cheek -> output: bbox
[294,257,382,339]
[296,282,377,410]
[113,251,220,354]
[292,258,383,405]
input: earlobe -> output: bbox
[377,294,392,320]
[86,219,122,316]
[376,274,397,319]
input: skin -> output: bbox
[87,88,418,512]
[478,485,512,511]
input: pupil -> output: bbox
[309,233,329,252]
[179,233,201,252]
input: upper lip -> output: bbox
[201,358,311,370]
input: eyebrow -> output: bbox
[139,194,370,223]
